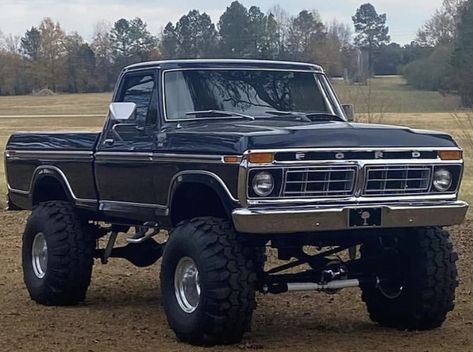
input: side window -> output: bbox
[119,73,156,124]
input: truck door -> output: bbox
[95,70,164,221]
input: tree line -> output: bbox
[0,1,396,95]
[403,0,473,106]
[0,0,472,106]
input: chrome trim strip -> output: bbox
[153,153,223,163]
[238,163,250,208]
[314,73,336,115]
[95,151,226,164]
[6,150,93,155]
[246,193,458,206]
[95,152,153,162]
[7,185,29,195]
[5,150,93,160]
[168,170,239,204]
[99,200,168,210]
[271,159,461,166]
[232,200,469,234]
[245,147,462,153]
[127,59,323,71]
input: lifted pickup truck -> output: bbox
[5,59,468,345]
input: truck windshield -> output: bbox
[164,69,342,121]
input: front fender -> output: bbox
[168,171,239,217]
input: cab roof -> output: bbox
[124,59,324,73]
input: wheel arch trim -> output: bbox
[30,166,97,205]
[168,171,239,218]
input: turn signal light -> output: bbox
[222,155,242,164]
[248,153,274,164]
[439,150,463,160]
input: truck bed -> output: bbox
[5,131,101,211]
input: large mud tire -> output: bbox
[361,227,458,330]
[160,217,257,345]
[22,201,95,306]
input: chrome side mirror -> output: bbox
[342,104,355,122]
[109,102,137,121]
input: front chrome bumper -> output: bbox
[232,201,469,234]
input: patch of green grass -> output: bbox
[0,92,112,116]
[334,76,462,113]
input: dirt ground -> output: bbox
[0,210,472,352]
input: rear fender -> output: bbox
[31,166,76,205]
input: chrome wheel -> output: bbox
[174,257,200,313]
[32,232,48,279]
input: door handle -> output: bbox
[103,139,115,145]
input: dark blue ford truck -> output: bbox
[5,59,468,345]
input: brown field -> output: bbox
[0,211,472,352]
[0,83,473,351]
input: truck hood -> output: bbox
[162,120,458,154]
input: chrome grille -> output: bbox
[283,167,356,197]
[364,166,432,196]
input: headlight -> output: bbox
[252,171,274,197]
[433,168,452,192]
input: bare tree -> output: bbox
[268,5,291,55]
[38,18,66,91]
[0,32,21,54]
[327,20,353,49]
[452,110,473,153]
[91,21,112,60]
[416,0,465,46]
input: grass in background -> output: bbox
[0,115,105,197]
[334,76,462,114]
[0,92,112,116]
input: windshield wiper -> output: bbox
[265,110,344,122]
[185,110,255,121]
[304,113,344,121]
[265,110,312,122]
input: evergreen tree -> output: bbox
[286,10,326,61]
[174,10,218,58]
[110,17,157,69]
[20,27,41,60]
[64,33,96,92]
[161,23,178,59]
[352,3,390,74]
[218,1,251,57]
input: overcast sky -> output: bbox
[0,0,443,44]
